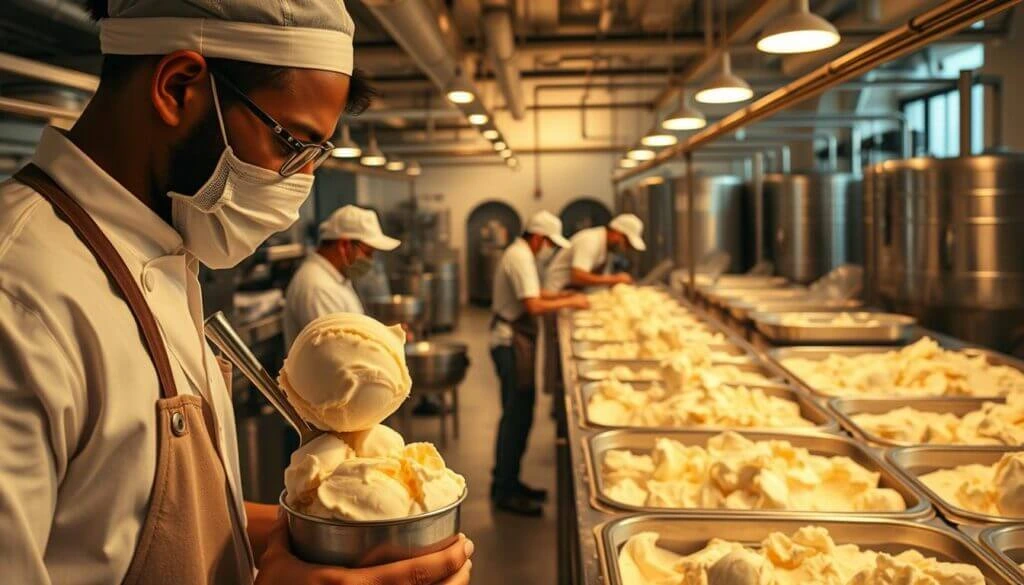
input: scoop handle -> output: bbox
[204,311,319,445]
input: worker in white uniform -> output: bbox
[490,211,589,516]
[284,205,400,348]
[0,0,474,584]
[543,213,648,291]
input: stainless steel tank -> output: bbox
[638,180,674,277]
[672,174,747,273]
[882,154,1024,355]
[862,163,880,306]
[764,172,863,284]
[430,257,460,332]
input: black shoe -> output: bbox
[492,494,544,517]
[517,482,548,502]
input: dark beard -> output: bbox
[160,107,223,222]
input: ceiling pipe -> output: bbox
[482,1,526,119]
[616,0,1018,183]
[9,0,99,34]
[362,0,464,91]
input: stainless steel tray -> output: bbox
[769,345,1023,399]
[576,380,837,433]
[981,525,1024,580]
[704,286,808,308]
[830,397,1006,447]
[570,322,719,342]
[574,359,782,384]
[888,446,1024,525]
[572,340,750,363]
[596,515,1019,585]
[728,298,864,322]
[751,311,917,345]
[584,429,932,520]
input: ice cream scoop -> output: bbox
[280,313,412,433]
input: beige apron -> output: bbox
[15,164,254,585]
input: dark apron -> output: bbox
[494,313,538,392]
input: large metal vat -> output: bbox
[638,180,674,277]
[881,154,1024,355]
[430,257,460,331]
[764,172,863,284]
[862,163,880,305]
[672,174,747,273]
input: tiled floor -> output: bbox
[404,306,559,585]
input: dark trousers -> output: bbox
[491,345,536,499]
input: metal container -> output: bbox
[830,397,1008,447]
[771,345,1024,399]
[879,154,1024,356]
[571,340,750,364]
[672,175,748,273]
[639,180,675,277]
[576,381,837,433]
[429,258,460,331]
[585,429,931,519]
[596,515,1020,585]
[981,525,1024,579]
[366,295,425,329]
[405,341,470,390]
[281,490,466,567]
[750,311,917,345]
[888,446,1024,525]
[703,285,808,308]
[764,172,863,284]
[728,297,864,322]
[574,359,785,385]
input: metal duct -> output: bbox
[362,0,462,90]
[483,2,526,119]
[10,0,99,34]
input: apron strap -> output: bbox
[13,163,180,399]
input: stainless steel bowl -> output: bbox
[405,341,470,390]
[366,295,425,327]
[281,490,466,567]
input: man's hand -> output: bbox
[614,273,634,285]
[567,295,590,310]
[256,513,474,585]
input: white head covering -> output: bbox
[525,211,571,248]
[98,0,355,74]
[319,205,401,251]
[609,213,646,251]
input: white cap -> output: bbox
[525,211,571,248]
[319,206,401,251]
[98,0,355,75]
[609,213,646,251]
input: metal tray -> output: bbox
[888,446,1024,525]
[981,525,1024,579]
[728,298,864,322]
[584,429,932,520]
[830,397,1007,447]
[703,286,808,308]
[576,381,837,433]
[751,311,918,345]
[596,515,1019,585]
[574,359,781,384]
[570,322,719,342]
[572,340,750,363]
[770,346,1024,399]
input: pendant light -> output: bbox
[619,157,639,169]
[500,149,512,158]
[662,92,707,130]
[445,69,476,104]
[406,161,422,176]
[757,0,840,54]
[331,123,362,158]
[493,141,507,151]
[640,127,679,147]
[627,145,656,161]
[482,128,500,140]
[696,2,753,104]
[468,113,489,125]
[360,125,387,167]
[385,159,406,172]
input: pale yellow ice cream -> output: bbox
[577,340,740,362]
[280,313,412,432]
[781,337,1024,397]
[779,312,882,327]
[618,527,985,585]
[601,432,905,512]
[284,426,466,521]
[586,378,813,430]
[919,452,1024,518]
[849,394,1024,446]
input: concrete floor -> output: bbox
[402,306,559,585]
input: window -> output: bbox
[900,83,985,158]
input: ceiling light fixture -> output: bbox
[619,157,639,169]
[331,123,362,158]
[507,157,519,168]
[696,1,753,104]
[662,93,707,130]
[445,70,476,104]
[406,161,422,176]
[468,113,489,125]
[757,0,841,54]
[386,159,406,171]
[494,141,507,151]
[482,129,500,140]
[500,149,512,158]
[640,127,679,147]
[359,126,387,167]
[626,145,656,161]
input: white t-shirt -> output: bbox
[284,252,364,348]
[490,238,541,346]
[543,226,608,291]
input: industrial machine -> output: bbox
[672,174,748,274]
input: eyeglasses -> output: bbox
[213,72,334,177]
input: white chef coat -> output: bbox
[0,128,250,585]
[283,252,364,348]
[490,237,541,347]
[543,226,607,291]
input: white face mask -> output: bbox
[169,77,315,269]
[537,243,556,264]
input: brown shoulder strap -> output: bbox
[14,163,179,398]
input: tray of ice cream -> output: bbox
[570,320,719,342]
[573,352,785,385]
[727,297,864,322]
[750,311,918,345]
[572,340,750,364]
[886,447,1024,526]
[273,314,468,567]
[702,285,810,309]
[830,396,1022,448]
[596,514,1020,585]
[770,337,1024,399]
[980,525,1024,580]
[576,378,837,433]
[584,429,932,520]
